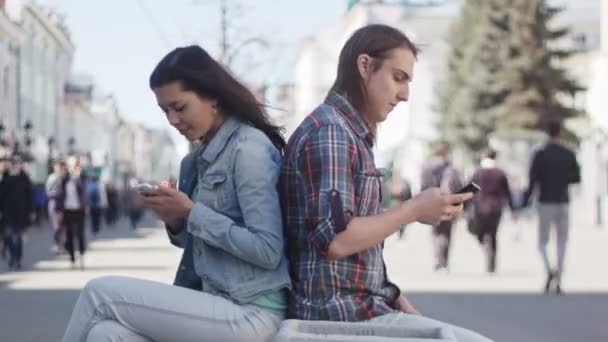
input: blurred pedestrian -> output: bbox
[0,156,9,260]
[523,120,580,294]
[389,176,412,239]
[46,159,67,254]
[125,178,144,229]
[0,155,34,270]
[58,156,88,269]
[469,149,514,274]
[32,182,47,226]
[420,142,463,271]
[86,174,104,236]
[104,180,119,227]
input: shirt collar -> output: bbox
[199,116,240,164]
[324,92,371,141]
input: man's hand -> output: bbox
[140,186,193,231]
[396,295,421,315]
[408,188,473,226]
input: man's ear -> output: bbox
[357,54,373,82]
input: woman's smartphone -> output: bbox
[133,183,157,195]
[456,182,481,194]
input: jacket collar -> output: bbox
[199,117,241,164]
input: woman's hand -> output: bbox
[140,186,193,231]
[396,295,421,315]
[408,188,473,226]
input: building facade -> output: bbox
[0,0,22,156]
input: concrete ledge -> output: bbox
[273,319,457,342]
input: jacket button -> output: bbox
[196,249,202,256]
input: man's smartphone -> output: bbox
[133,183,157,195]
[456,182,481,194]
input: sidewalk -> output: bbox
[0,214,180,342]
[384,206,608,293]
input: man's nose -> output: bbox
[397,84,409,102]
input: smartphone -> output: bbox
[456,182,481,194]
[133,183,157,195]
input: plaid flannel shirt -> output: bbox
[280,92,400,322]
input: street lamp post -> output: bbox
[47,136,55,175]
[0,122,5,147]
[14,120,34,160]
[68,136,76,156]
[0,122,8,158]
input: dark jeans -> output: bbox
[475,212,502,273]
[6,224,24,266]
[129,209,143,229]
[105,205,118,226]
[64,210,86,262]
[90,207,103,235]
[432,221,453,269]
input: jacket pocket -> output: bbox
[197,172,227,208]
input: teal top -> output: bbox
[251,289,288,317]
[200,277,287,316]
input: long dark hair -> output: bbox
[149,45,285,150]
[331,24,419,116]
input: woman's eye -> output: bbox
[176,105,186,112]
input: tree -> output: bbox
[495,0,584,139]
[435,0,509,152]
[435,0,583,151]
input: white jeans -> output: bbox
[537,203,569,278]
[62,276,283,342]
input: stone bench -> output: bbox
[273,319,457,342]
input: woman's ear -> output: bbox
[357,54,372,82]
[210,99,220,115]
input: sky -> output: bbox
[32,0,346,134]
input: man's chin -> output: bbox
[378,113,391,123]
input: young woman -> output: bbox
[62,45,291,342]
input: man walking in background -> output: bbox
[524,120,580,294]
[0,155,34,270]
[420,143,463,271]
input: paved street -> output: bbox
[1,206,607,342]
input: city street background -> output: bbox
[1,0,608,341]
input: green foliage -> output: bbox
[435,0,584,151]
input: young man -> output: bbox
[524,120,580,294]
[280,24,491,341]
[0,155,34,270]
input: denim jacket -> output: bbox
[168,117,291,304]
